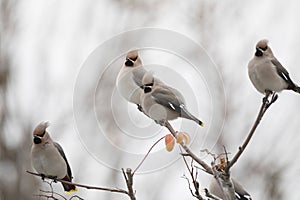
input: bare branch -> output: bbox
[28,169,138,200]
[227,92,276,169]
[37,189,67,200]
[181,150,204,200]
[211,162,229,200]
[33,193,60,200]
[182,175,197,198]
[27,171,129,195]
[33,180,68,200]
[133,135,165,175]
[69,195,85,200]
[201,149,236,200]
[223,146,230,175]
[122,168,136,200]
[163,121,213,175]
[200,149,230,161]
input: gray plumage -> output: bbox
[53,142,74,192]
[248,39,300,94]
[140,72,204,126]
[209,177,252,200]
[116,49,164,108]
[31,121,77,193]
[116,49,147,105]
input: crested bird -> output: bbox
[248,39,300,95]
[31,121,77,193]
[140,72,204,126]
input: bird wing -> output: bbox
[232,179,251,200]
[271,58,295,87]
[151,87,185,114]
[54,142,73,180]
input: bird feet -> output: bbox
[49,176,58,183]
[137,104,143,112]
[155,119,168,127]
[270,93,278,103]
[263,90,272,104]
[263,90,278,108]
[40,174,46,181]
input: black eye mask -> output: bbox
[33,135,42,144]
[33,130,45,144]
[144,86,152,93]
[125,58,134,67]
[255,47,263,57]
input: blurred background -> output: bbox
[1,0,300,199]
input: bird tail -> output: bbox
[62,182,77,194]
[180,106,204,127]
[235,192,252,200]
[294,85,300,94]
[289,83,300,94]
[61,176,77,194]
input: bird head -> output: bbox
[124,49,141,67]
[141,72,155,93]
[33,121,50,145]
[255,39,273,57]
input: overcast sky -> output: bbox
[2,0,300,199]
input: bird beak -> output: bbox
[33,135,42,144]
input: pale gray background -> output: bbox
[1,0,300,199]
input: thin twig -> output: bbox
[33,193,60,200]
[180,148,204,200]
[182,175,197,198]
[34,191,84,200]
[122,168,136,200]
[227,92,275,169]
[27,171,129,195]
[181,174,203,200]
[200,149,229,161]
[132,135,166,175]
[211,162,229,200]
[69,195,84,200]
[39,189,67,200]
[33,180,68,200]
[223,146,230,175]
[163,121,213,175]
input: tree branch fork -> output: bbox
[27,92,276,199]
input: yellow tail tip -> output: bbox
[200,122,204,127]
[65,187,78,194]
